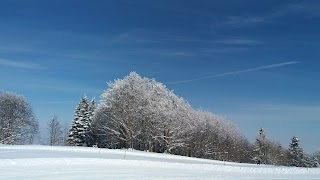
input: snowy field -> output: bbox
[0,145,319,180]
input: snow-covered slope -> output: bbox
[0,145,319,179]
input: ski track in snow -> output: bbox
[0,145,319,180]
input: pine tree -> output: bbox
[89,98,95,120]
[67,96,90,146]
[312,151,320,167]
[85,98,95,146]
[288,136,305,167]
[253,128,267,164]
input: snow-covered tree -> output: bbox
[288,139,319,167]
[27,118,39,144]
[47,116,63,146]
[303,154,319,168]
[85,98,95,146]
[252,128,291,165]
[253,128,267,164]
[93,72,192,151]
[67,96,92,146]
[94,72,160,149]
[93,72,251,162]
[187,110,250,162]
[0,92,38,145]
[311,151,320,167]
[89,98,95,121]
[288,136,306,167]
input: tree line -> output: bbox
[66,72,319,167]
[1,72,319,167]
[253,128,318,167]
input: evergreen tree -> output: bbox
[67,96,90,146]
[311,151,320,167]
[288,136,305,167]
[89,98,95,120]
[85,98,95,146]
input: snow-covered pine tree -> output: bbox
[84,98,95,146]
[67,96,90,146]
[311,151,320,167]
[89,98,95,120]
[253,128,267,164]
[303,154,319,168]
[288,136,305,167]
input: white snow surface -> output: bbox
[0,145,319,179]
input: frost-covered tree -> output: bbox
[253,128,268,164]
[289,140,318,168]
[27,118,39,144]
[288,136,306,167]
[93,72,251,162]
[303,154,319,168]
[85,98,95,146]
[93,72,195,152]
[311,151,320,167]
[266,141,289,166]
[155,90,194,154]
[312,151,320,162]
[67,96,92,146]
[252,128,288,165]
[94,72,160,149]
[186,110,250,162]
[47,116,63,146]
[0,92,38,145]
[88,98,95,122]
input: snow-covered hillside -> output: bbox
[0,145,319,180]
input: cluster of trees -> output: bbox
[63,72,319,167]
[288,136,319,167]
[1,73,319,168]
[0,91,66,146]
[253,128,288,165]
[71,72,251,162]
[253,128,319,167]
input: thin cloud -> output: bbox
[0,45,39,53]
[218,2,320,27]
[29,84,103,94]
[213,38,262,45]
[168,61,300,84]
[0,58,45,70]
[222,16,265,26]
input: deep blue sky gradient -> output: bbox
[0,0,319,152]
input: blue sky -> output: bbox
[0,0,319,152]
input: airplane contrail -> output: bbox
[168,61,300,84]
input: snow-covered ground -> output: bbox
[0,145,319,179]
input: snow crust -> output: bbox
[0,145,319,179]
